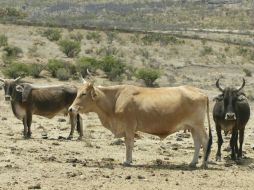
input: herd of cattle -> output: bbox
[0,75,250,169]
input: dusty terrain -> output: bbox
[1,23,254,189]
[1,76,254,190]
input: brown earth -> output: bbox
[0,75,254,190]
[1,23,254,190]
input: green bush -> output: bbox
[56,68,71,81]
[47,59,75,77]
[42,28,62,41]
[69,32,83,41]
[86,32,101,43]
[0,7,27,18]
[0,34,8,47]
[58,40,81,58]
[136,68,160,87]
[142,33,184,46]
[200,46,213,56]
[243,68,252,77]
[100,56,125,81]
[3,46,23,58]
[105,31,117,44]
[76,57,99,77]
[30,64,44,78]
[2,63,31,78]
[96,46,119,56]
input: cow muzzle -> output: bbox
[68,106,78,114]
[5,95,11,101]
[225,112,236,120]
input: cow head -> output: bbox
[215,78,246,120]
[0,77,22,101]
[69,79,99,114]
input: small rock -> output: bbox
[96,146,100,149]
[41,132,48,139]
[138,147,147,151]
[155,159,163,165]
[110,139,124,145]
[165,178,168,181]
[248,163,254,169]
[176,137,183,141]
[225,162,233,167]
[137,175,146,180]
[176,182,179,185]
[58,136,66,140]
[58,118,66,122]
[6,133,14,136]
[52,142,60,146]
[39,70,51,78]
[172,147,178,151]
[102,158,114,162]
[28,183,41,189]
[125,175,131,180]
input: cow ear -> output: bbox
[16,85,24,92]
[237,92,247,101]
[91,87,99,100]
[213,94,223,102]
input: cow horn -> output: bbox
[216,78,224,92]
[237,78,245,92]
[79,73,87,84]
[14,76,22,82]
[87,69,92,77]
[0,78,5,82]
[86,69,96,84]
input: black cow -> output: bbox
[0,77,83,140]
[213,78,250,161]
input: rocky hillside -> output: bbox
[0,0,253,31]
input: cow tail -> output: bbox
[205,96,213,161]
[76,114,81,133]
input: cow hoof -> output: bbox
[67,136,73,140]
[216,155,221,161]
[231,155,236,161]
[23,136,31,139]
[77,136,83,141]
[189,162,197,168]
[201,164,208,169]
[123,161,132,167]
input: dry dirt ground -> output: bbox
[1,76,254,190]
[1,23,254,189]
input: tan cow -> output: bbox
[69,81,212,168]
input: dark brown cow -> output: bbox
[0,77,83,139]
[213,78,250,161]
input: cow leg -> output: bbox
[67,112,77,140]
[26,112,32,138]
[123,131,135,166]
[189,128,201,168]
[230,127,238,160]
[235,131,239,156]
[238,128,244,159]
[199,128,209,169]
[22,116,28,138]
[76,114,84,140]
[216,124,223,161]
